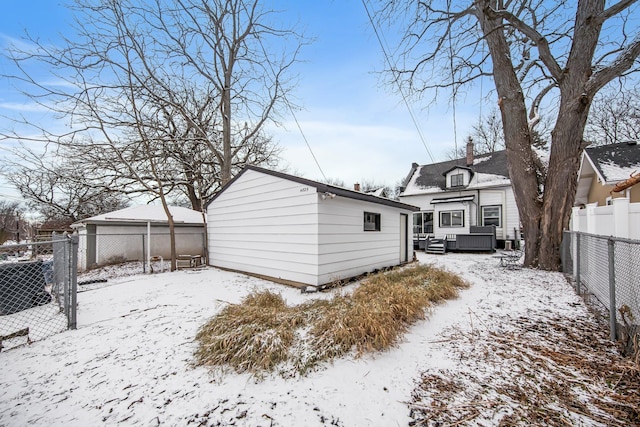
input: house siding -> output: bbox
[588,179,640,206]
[207,169,320,285]
[401,185,518,242]
[478,188,520,241]
[317,197,410,284]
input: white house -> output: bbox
[205,166,418,288]
[399,141,520,249]
[572,141,640,239]
[72,205,205,271]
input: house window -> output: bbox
[364,212,381,231]
[413,212,434,234]
[440,210,464,227]
[482,205,502,227]
[451,173,464,187]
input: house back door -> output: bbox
[400,214,408,263]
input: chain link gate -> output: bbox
[0,233,78,351]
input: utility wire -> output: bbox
[242,1,327,182]
[285,103,328,182]
[446,0,459,159]
[361,0,435,163]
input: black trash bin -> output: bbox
[0,260,50,315]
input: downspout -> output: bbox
[476,189,481,226]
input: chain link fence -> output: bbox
[562,231,640,358]
[76,232,206,276]
[0,233,77,352]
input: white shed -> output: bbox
[72,205,205,271]
[205,166,418,287]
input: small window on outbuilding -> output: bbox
[364,212,381,231]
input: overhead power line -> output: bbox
[242,0,328,182]
[361,0,435,163]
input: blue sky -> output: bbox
[0,0,485,202]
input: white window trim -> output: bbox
[450,173,464,187]
[440,210,464,228]
[481,205,502,228]
[364,212,381,232]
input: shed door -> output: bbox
[400,214,408,263]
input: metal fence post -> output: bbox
[560,230,571,273]
[69,233,78,330]
[607,238,617,341]
[142,234,146,273]
[575,232,581,294]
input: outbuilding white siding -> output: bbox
[206,167,416,287]
[317,196,408,285]
[207,169,320,285]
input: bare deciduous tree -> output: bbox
[586,85,640,145]
[0,200,26,244]
[3,0,304,269]
[2,145,129,223]
[380,0,640,269]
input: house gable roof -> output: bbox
[401,150,510,196]
[583,141,640,184]
[205,165,419,211]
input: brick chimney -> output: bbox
[466,138,474,166]
[354,183,360,192]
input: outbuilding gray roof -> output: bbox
[206,165,419,211]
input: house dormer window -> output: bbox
[451,173,464,187]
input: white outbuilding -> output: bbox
[205,166,418,288]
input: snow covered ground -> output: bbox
[0,252,630,426]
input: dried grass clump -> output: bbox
[194,291,303,374]
[307,265,469,362]
[194,264,470,376]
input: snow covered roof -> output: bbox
[366,188,387,198]
[72,205,204,227]
[583,141,640,184]
[401,150,511,196]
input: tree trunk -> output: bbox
[537,93,591,270]
[222,74,232,185]
[477,1,543,267]
[531,0,604,270]
[160,201,177,271]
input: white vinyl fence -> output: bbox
[571,198,640,240]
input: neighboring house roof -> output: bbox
[71,205,204,228]
[366,187,388,198]
[205,165,419,211]
[575,141,640,205]
[582,141,640,184]
[401,150,511,196]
